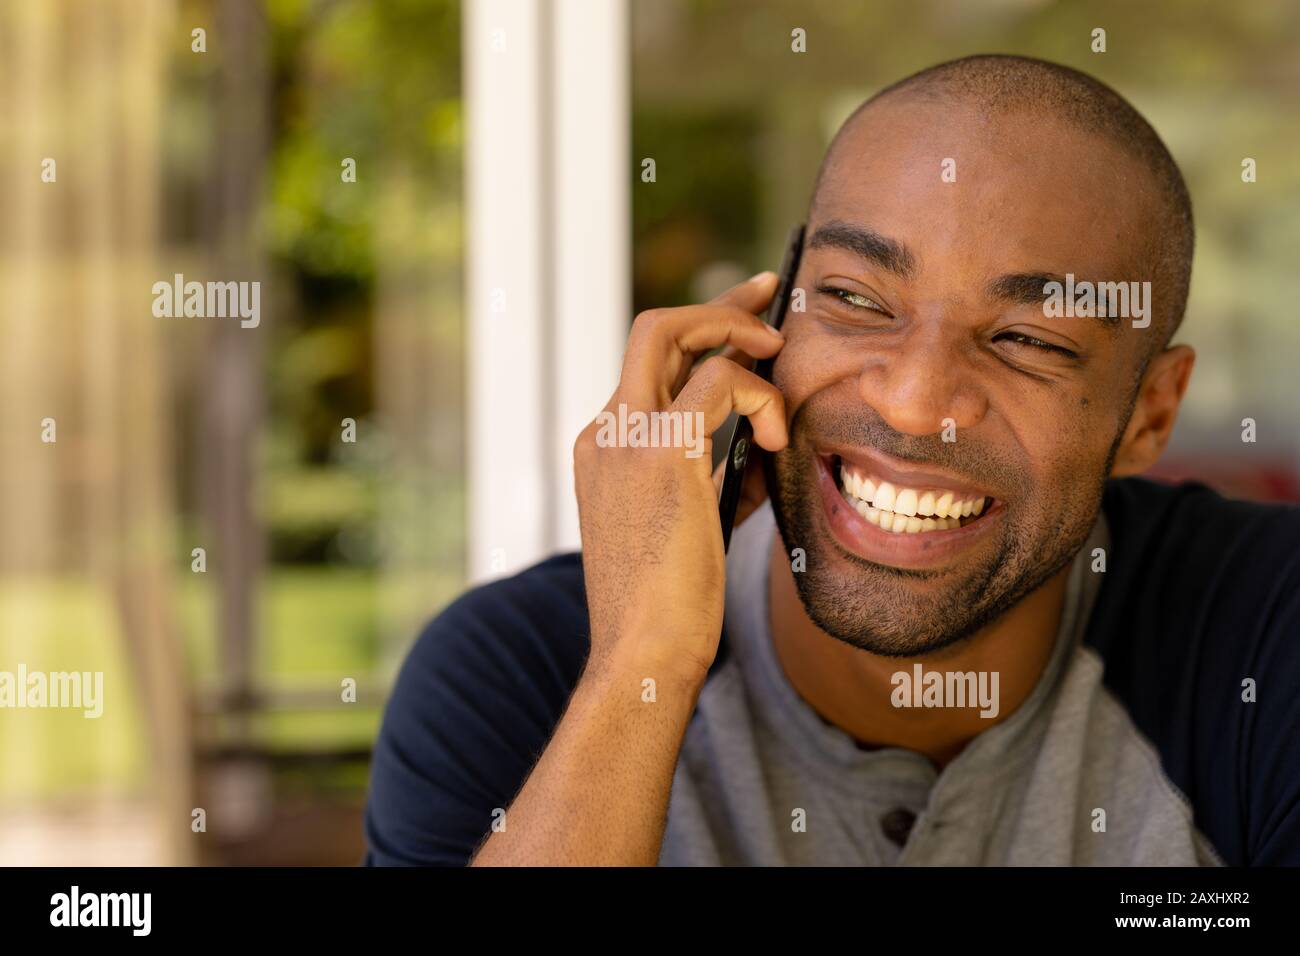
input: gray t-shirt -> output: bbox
[658,502,1222,865]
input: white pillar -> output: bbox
[465,0,549,582]
[464,0,629,581]
[550,0,630,552]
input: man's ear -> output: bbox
[1110,344,1195,478]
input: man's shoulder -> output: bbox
[1090,476,1300,864]
[405,551,591,687]
[364,554,590,865]
[427,551,588,637]
[1092,474,1300,670]
[1103,474,1300,552]
[1096,475,1300,625]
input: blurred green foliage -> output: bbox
[265,0,461,282]
[259,0,461,573]
[632,110,760,307]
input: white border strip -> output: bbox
[465,0,549,581]
[465,0,628,580]
[551,0,630,552]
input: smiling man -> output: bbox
[364,55,1300,866]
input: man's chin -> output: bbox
[784,545,1010,657]
[768,466,1038,656]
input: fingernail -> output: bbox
[749,270,776,284]
[763,323,784,339]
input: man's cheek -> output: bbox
[772,330,855,413]
[771,349,813,423]
[1027,437,1106,523]
[1053,402,1120,484]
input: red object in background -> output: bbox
[1145,457,1300,504]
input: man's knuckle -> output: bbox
[574,422,601,457]
[632,307,666,332]
[699,354,733,378]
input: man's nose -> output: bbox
[855,323,987,438]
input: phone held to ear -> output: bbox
[717,224,805,552]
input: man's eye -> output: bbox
[994,330,1078,359]
[819,285,888,314]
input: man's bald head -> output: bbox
[810,54,1194,354]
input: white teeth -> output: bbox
[875,481,897,512]
[866,508,965,535]
[936,491,954,519]
[895,488,918,517]
[838,463,993,533]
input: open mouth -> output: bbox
[830,454,996,535]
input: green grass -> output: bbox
[0,577,146,800]
[0,566,461,800]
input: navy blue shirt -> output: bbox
[363,478,1300,865]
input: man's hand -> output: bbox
[573,271,788,685]
[471,272,785,866]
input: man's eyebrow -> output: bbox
[807,220,916,280]
[986,272,1122,330]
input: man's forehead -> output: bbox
[818,96,1148,208]
[809,99,1155,281]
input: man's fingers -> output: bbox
[680,342,758,397]
[714,344,756,369]
[672,356,788,452]
[622,302,784,407]
[709,270,778,310]
[693,343,756,375]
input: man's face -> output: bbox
[767,95,1161,656]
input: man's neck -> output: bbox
[767,535,1070,771]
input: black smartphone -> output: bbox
[717,223,805,551]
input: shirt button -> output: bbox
[880,807,917,847]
